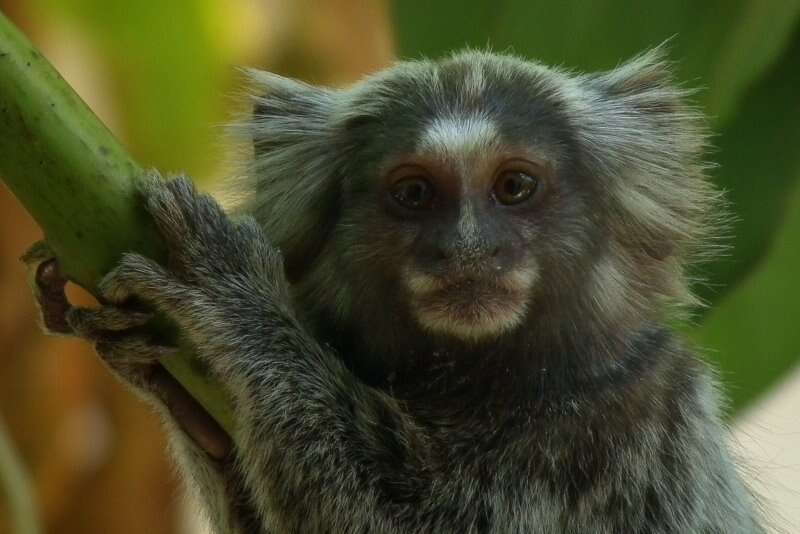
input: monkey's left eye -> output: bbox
[390,177,435,210]
[493,171,539,205]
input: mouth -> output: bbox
[404,268,537,341]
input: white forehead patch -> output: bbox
[418,114,499,163]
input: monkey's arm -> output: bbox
[219,329,438,533]
[87,174,472,533]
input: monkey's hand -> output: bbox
[23,240,179,396]
[94,175,293,371]
[24,176,277,532]
[101,175,473,533]
[22,236,232,462]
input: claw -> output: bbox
[22,241,73,335]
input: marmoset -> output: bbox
[29,48,765,533]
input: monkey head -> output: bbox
[234,49,718,354]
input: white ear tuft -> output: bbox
[229,70,341,280]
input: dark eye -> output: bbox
[390,177,435,210]
[493,171,539,205]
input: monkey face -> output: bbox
[244,50,711,348]
[377,142,552,341]
[336,60,599,343]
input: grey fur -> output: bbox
[40,49,764,533]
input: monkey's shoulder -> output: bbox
[496,333,746,531]
[532,327,718,453]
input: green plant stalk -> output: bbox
[0,10,233,433]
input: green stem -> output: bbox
[0,10,233,433]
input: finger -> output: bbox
[67,306,153,340]
[165,176,238,259]
[230,216,277,273]
[98,253,190,307]
[95,336,179,368]
[144,175,236,274]
[20,240,57,266]
[150,367,232,460]
[25,253,73,335]
[141,173,192,259]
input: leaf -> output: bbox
[393,1,799,116]
[394,2,792,89]
[707,0,800,124]
[693,178,800,411]
[696,29,800,308]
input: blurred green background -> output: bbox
[0,1,798,533]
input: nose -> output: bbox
[417,200,511,270]
[436,239,501,263]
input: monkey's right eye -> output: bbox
[390,177,435,210]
